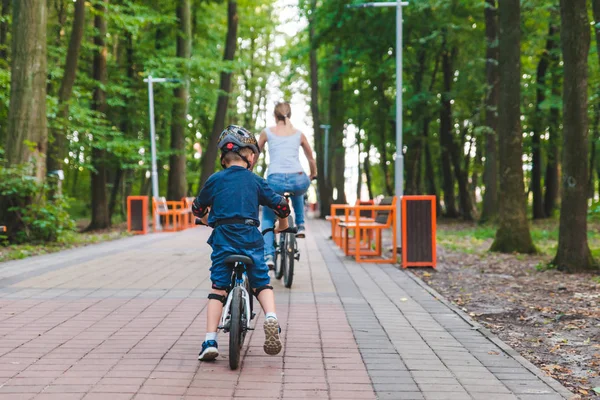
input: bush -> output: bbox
[0,162,75,244]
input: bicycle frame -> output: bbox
[219,264,252,331]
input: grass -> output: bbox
[438,218,600,257]
[0,229,131,263]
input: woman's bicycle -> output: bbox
[195,218,296,370]
[272,192,299,288]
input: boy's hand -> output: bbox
[275,217,289,233]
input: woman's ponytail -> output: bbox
[274,102,292,125]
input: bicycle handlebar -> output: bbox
[194,218,298,235]
[261,226,298,235]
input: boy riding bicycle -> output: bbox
[192,125,291,361]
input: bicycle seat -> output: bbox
[224,255,254,266]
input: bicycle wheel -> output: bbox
[284,215,295,288]
[275,233,286,280]
[272,233,280,276]
[229,287,244,370]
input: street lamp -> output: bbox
[143,75,181,230]
[347,0,408,250]
[320,124,331,180]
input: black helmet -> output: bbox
[217,125,259,169]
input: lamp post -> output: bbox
[143,75,181,230]
[320,124,331,180]
[347,0,408,250]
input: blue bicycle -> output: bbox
[195,219,296,369]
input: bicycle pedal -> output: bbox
[251,312,256,320]
[294,252,300,261]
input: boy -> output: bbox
[192,125,291,361]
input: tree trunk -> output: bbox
[451,123,474,220]
[439,40,459,218]
[167,0,191,200]
[330,46,346,204]
[490,0,535,254]
[544,25,561,218]
[406,49,426,195]
[471,137,482,211]
[374,76,393,196]
[309,0,330,217]
[108,168,123,219]
[481,0,499,223]
[86,0,110,231]
[553,0,596,272]
[198,0,238,190]
[425,122,442,216]
[589,107,599,199]
[0,0,48,237]
[531,24,555,219]
[0,0,10,62]
[47,0,86,199]
[3,0,47,175]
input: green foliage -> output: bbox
[0,163,75,244]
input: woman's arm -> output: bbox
[300,133,318,179]
[258,130,268,153]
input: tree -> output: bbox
[87,0,110,231]
[308,0,331,217]
[481,0,499,222]
[552,0,597,272]
[46,0,86,198]
[167,0,191,200]
[198,0,238,189]
[438,39,459,218]
[531,23,556,220]
[490,0,535,254]
[3,0,47,177]
[330,46,346,204]
[544,24,561,218]
[0,0,48,235]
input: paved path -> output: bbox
[0,220,571,400]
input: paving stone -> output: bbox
[0,220,571,399]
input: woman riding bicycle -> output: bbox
[258,101,317,268]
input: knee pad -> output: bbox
[273,198,291,218]
[253,285,273,297]
[208,293,227,305]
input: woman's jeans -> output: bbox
[262,172,310,257]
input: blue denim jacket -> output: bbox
[195,166,284,249]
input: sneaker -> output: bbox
[265,255,275,270]
[198,340,219,361]
[295,225,306,238]
[263,317,282,355]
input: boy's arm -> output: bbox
[192,177,213,219]
[257,177,291,229]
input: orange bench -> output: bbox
[152,197,188,232]
[182,197,196,228]
[338,201,397,264]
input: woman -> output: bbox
[259,101,317,268]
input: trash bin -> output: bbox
[401,195,436,268]
[127,196,148,234]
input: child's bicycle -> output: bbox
[195,218,297,370]
[273,192,299,288]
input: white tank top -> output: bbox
[265,127,303,175]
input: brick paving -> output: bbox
[0,220,571,399]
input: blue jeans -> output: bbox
[262,172,310,257]
[210,244,270,289]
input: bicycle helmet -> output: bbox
[217,125,259,169]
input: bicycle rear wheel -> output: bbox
[284,216,295,288]
[229,287,244,370]
[275,233,286,280]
